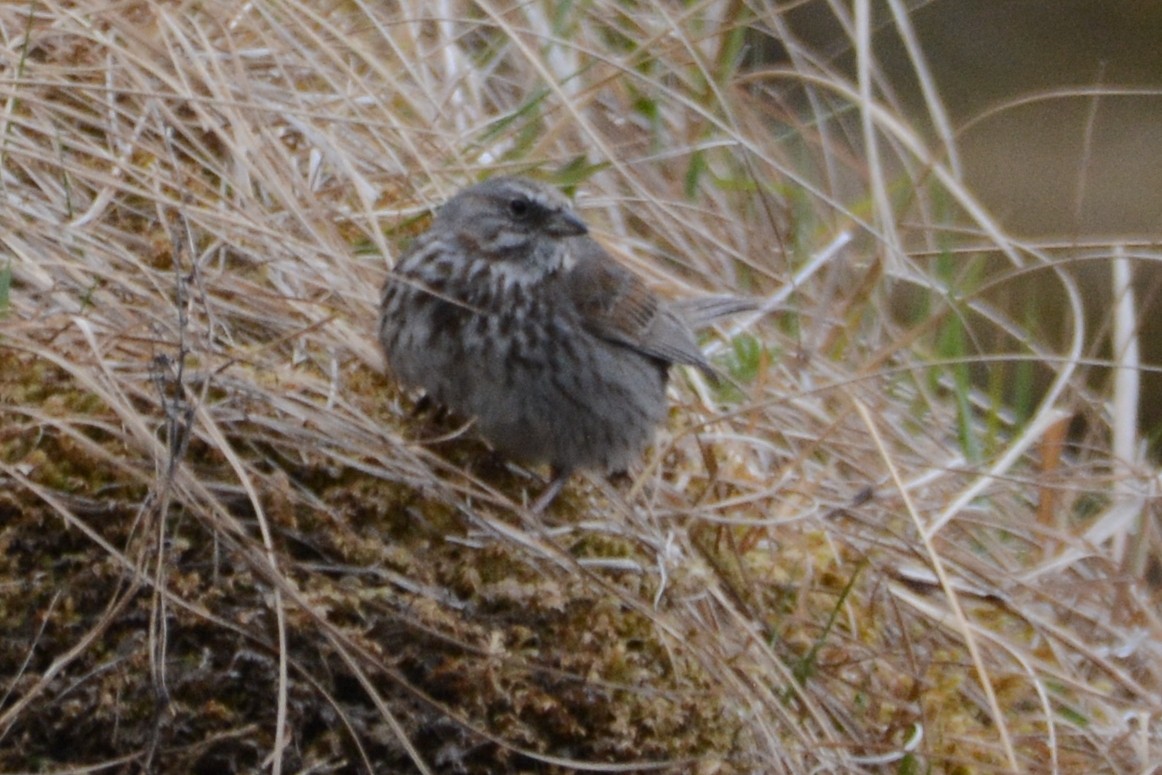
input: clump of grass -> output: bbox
[0,1,1158,773]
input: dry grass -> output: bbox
[1,1,1160,773]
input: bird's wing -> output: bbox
[565,239,714,375]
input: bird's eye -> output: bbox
[509,197,531,218]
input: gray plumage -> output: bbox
[379,176,751,507]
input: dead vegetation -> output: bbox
[0,1,1159,772]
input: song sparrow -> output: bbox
[378,176,750,510]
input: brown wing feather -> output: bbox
[565,239,715,376]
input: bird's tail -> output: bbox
[670,295,758,330]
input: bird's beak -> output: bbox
[546,209,588,237]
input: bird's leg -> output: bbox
[410,392,433,417]
[529,466,571,513]
[411,393,453,422]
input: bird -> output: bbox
[378,176,751,510]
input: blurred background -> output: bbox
[773,1,1162,443]
[782,1,1162,235]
